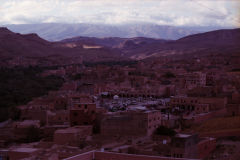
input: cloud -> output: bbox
[0,0,239,27]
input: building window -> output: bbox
[73,112,78,116]
[84,104,88,109]
[192,106,195,110]
[176,143,180,147]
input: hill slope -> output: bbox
[1,27,239,66]
[62,28,240,59]
[145,28,240,58]
[0,27,125,66]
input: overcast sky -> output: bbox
[0,0,239,27]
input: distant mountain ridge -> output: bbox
[3,23,226,41]
[0,27,239,66]
[0,27,125,65]
[140,28,240,59]
[62,28,240,59]
[61,36,169,48]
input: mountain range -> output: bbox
[62,28,240,59]
[0,26,239,66]
[4,23,226,41]
[0,27,123,66]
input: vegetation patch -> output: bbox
[0,66,64,122]
[154,125,176,137]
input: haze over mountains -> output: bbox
[4,23,227,41]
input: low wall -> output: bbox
[187,108,227,124]
[200,129,240,138]
[64,151,199,160]
[197,138,216,159]
[63,151,94,160]
[95,152,198,160]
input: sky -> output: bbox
[0,0,239,27]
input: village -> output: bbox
[0,52,240,160]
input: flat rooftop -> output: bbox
[55,126,92,134]
[11,147,39,153]
[175,134,192,138]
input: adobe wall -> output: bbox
[63,151,94,160]
[199,129,240,138]
[63,151,200,160]
[197,138,216,159]
[188,108,227,124]
[94,152,199,160]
